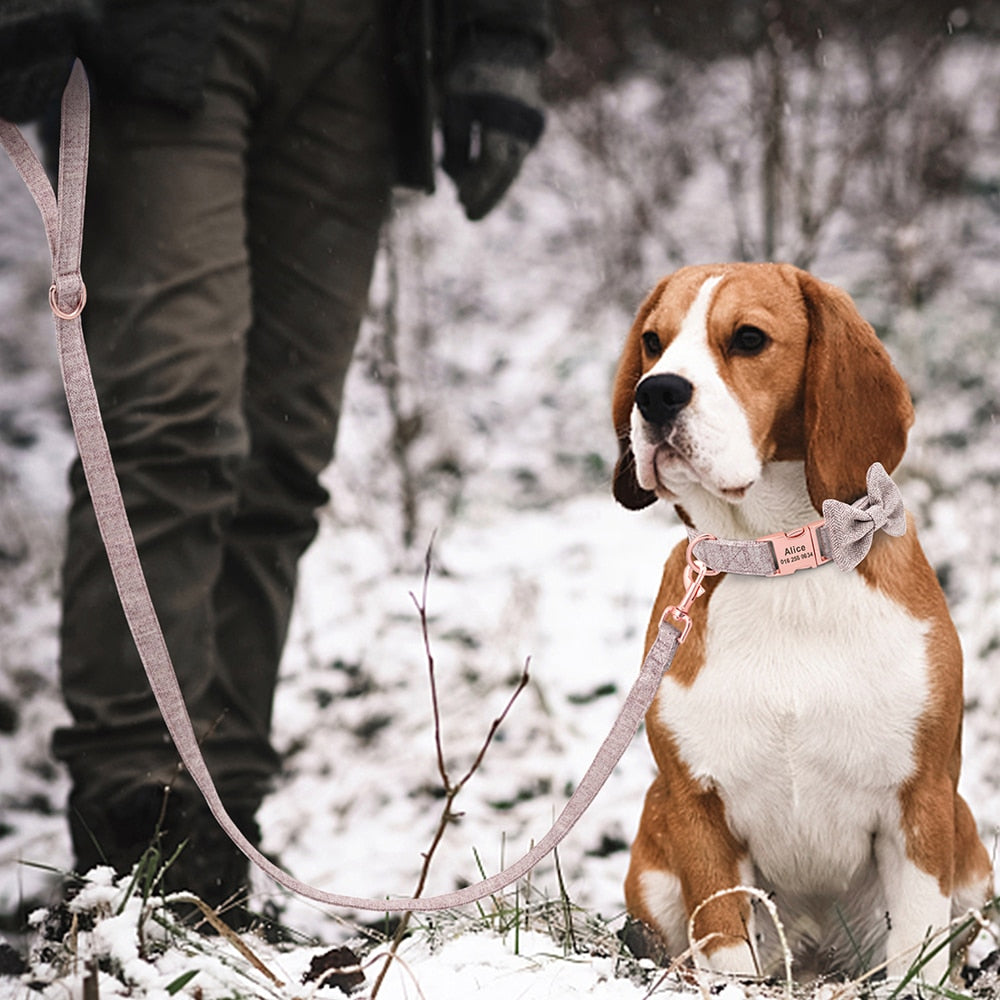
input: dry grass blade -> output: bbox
[686,885,794,1000]
[169,894,284,987]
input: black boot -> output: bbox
[68,784,260,925]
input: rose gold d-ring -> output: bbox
[49,282,87,320]
[686,532,721,577]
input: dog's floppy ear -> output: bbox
[611,278,671,510]
[798,269,914,508]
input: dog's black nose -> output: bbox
[635,373,693,426]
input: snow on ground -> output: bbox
[3,34,1000,1000]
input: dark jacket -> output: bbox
[0,0,550,191]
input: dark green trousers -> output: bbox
[54,0,393,865]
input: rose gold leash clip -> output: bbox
[661,533,720,643]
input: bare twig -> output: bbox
[82,958,100,1000]
[375,226,423,550]
[415,537,449,786]
[370,539,531,997]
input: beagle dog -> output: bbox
[613,263,993,981]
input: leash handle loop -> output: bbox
[2,62,682,914]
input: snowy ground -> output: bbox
[3,34,1000,1000]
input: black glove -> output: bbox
[441,33,545,221]
[0,0,97,123]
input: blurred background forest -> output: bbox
[543,0,999,289]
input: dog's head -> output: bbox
[612,263,914,512]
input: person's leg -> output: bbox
[211,1,393,738]
[53,5,283,891]
[55,0,393,911]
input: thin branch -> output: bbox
[455,658,531,795]
[371,539,531,998]
[410,536,449,787]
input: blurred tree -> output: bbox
[545,0,1000,97]
[539,0,999,293]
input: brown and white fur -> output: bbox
[613,263,993,981]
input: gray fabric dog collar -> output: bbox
[688,463,906,577]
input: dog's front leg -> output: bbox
[875,828,953,984]
[626,774,760,976]
[689,855,761,977]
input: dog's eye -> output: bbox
[642,330,662,356]
[729,325,769,356]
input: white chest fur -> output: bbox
[657,563,930,895]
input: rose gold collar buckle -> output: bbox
[760,519,829,576]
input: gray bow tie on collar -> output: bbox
[822,462,907,571]
[688,462,906,577]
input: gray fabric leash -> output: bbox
[2,64,906,913]
[1,62,684,913]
